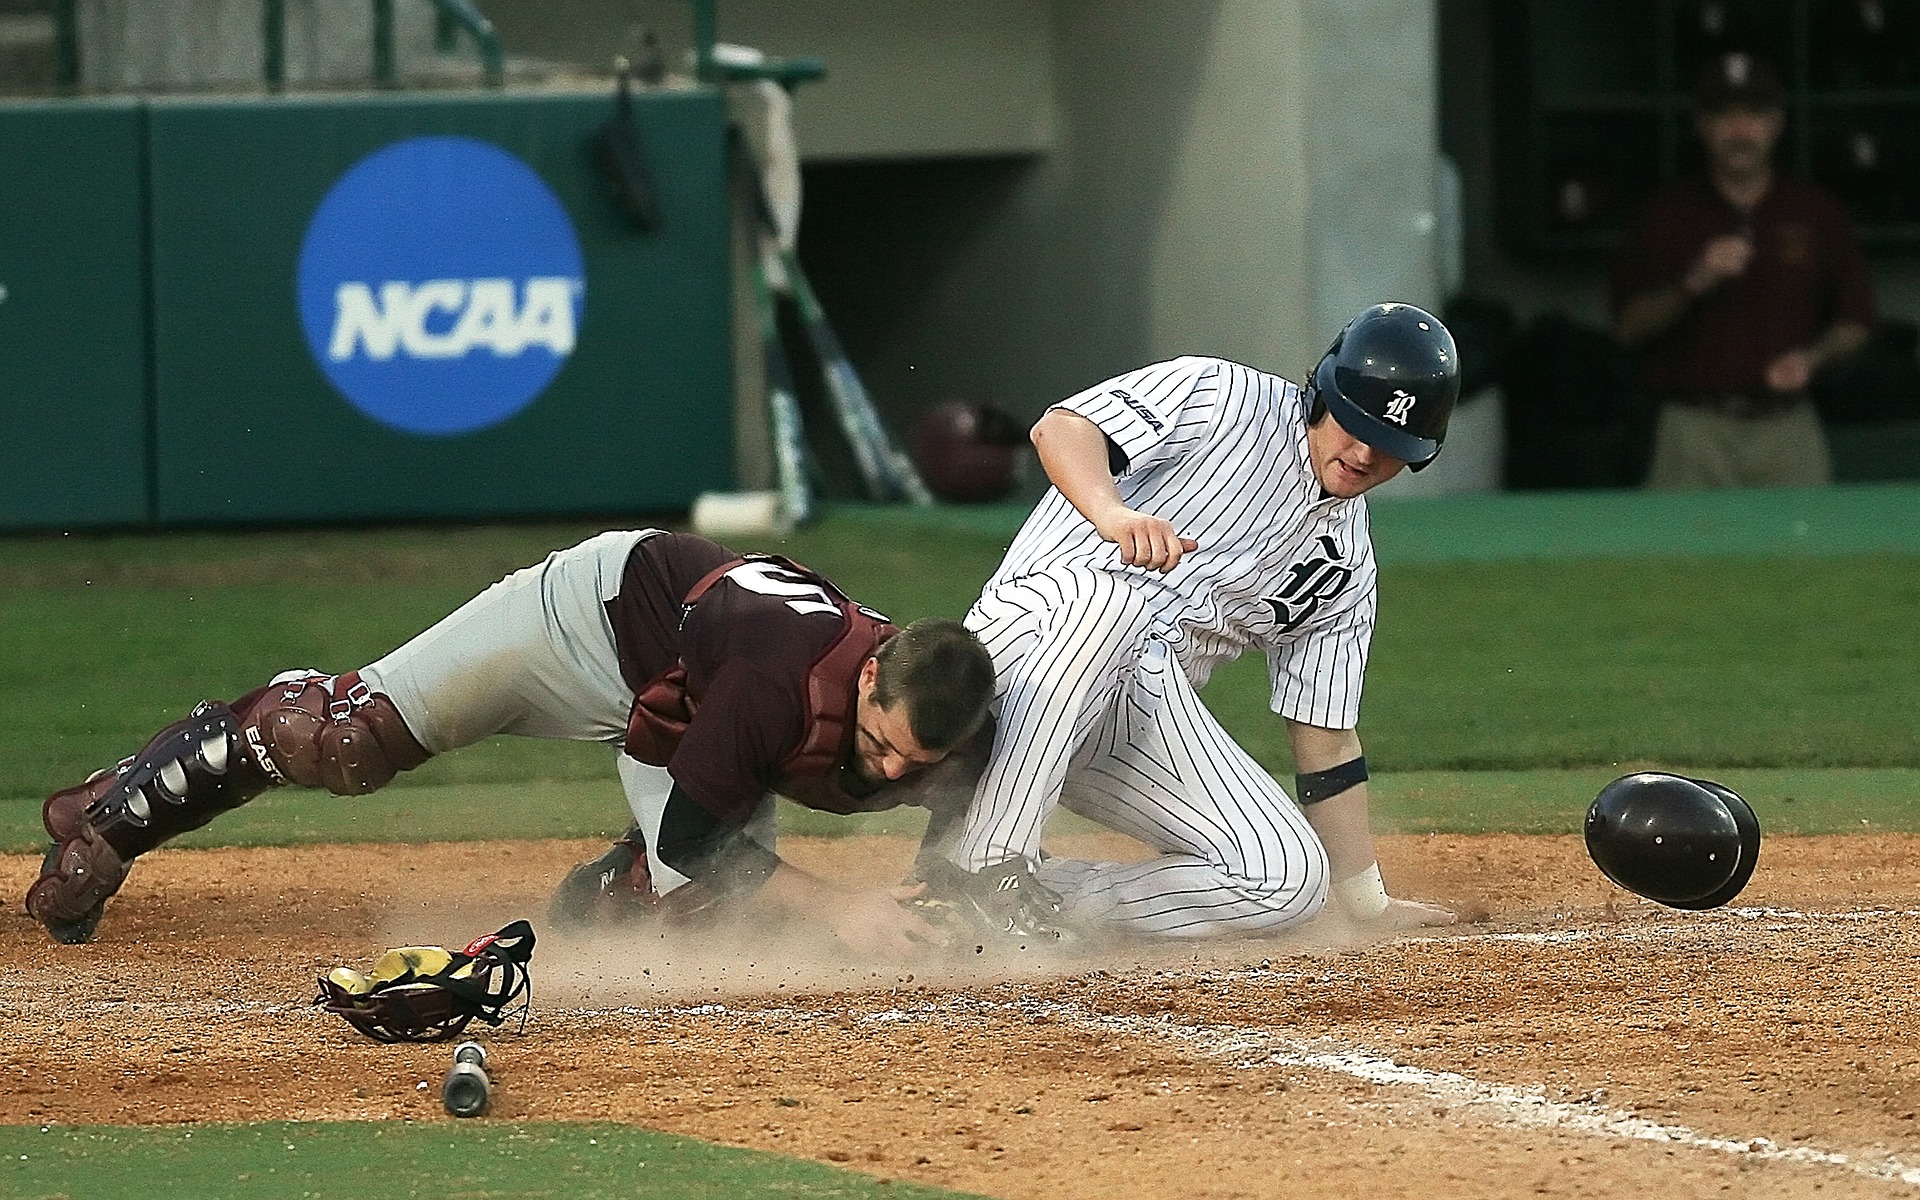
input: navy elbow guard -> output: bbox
[655,784,782,903]
[1295,756,1368,806]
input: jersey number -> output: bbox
[726,561,843,618]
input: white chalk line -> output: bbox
[1043,1004,1920,1189]
[594,970,1920,1191]
[1394,904,1920,950]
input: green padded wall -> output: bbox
[145,88,731,525]
[0,99,149,529]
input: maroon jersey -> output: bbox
[603,533,897,827]
[1609,175,1875,399]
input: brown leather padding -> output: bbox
[779,612,891,784]
[623,660,697,767]
[42,765,121,844]
[620,555,897,814]
[236,672,430,796]
[25,827,130,929]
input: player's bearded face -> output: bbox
[1306,416,1408,498]
[851,662,947,786]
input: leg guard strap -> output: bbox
[236,671,430,796]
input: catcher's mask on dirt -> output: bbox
[1303,302,1461,471]
[316,919,536,1043]
[1584,773,1761,910]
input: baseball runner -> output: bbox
[27,530,996,957]
[917,303,1465,940]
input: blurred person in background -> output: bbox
[1611,51,1875,488]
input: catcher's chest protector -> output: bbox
[623,557,897,814]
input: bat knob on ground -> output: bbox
[443,1061,491,1118]
[453,1040,488,1070]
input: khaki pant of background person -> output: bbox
[1646,400,1833,489]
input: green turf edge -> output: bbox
[0,1120,983,1200]
[4,768,1913,855]
[816,484,1920,561]
[1368,766,1919,836]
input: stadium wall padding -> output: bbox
[0,87,733,530]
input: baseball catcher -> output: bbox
[27,530,996,958]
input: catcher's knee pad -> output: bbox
[30,700,271,942]
[235,670,430,796]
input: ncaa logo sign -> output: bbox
[296,135,586,436]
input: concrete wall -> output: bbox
[785,0,1443,425]
[483,0,1057,159]
[78,0,445,90]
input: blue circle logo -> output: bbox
[296,135,586,436]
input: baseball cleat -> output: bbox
[548,832,658,930]
[906,856,1078,950]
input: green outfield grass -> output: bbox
[3,510,1916,811]
[0,1121,980,1200]
[4,766,1912,855]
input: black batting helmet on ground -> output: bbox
[1303,302,1461,471]
[1584,772,1761,910]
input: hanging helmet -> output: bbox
[1303,302,1461,471]
[1584,772,1761,910]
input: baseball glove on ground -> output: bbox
[315,919,535,1043]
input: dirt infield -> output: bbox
[5,830,1920,1199]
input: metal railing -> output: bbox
[51,0,76,88]
[50,0,504,92]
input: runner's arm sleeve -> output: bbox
[655,782,782,900]
[1266,589,1374,731]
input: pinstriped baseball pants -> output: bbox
[959,568,1330,938]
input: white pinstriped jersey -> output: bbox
[979,356,1377,729]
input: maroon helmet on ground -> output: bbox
[911,401,1028,503]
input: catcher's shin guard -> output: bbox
[27,670,429,945]
[29,701,273,944]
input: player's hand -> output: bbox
[1764,347,1816,393]
[1683,234,1752,294]
[1374,897,1461,931]
[825,882,950,958]
[1094,506,1200,572]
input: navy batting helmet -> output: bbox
[1304,303,1461,471]
[1584,772,1761,910]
